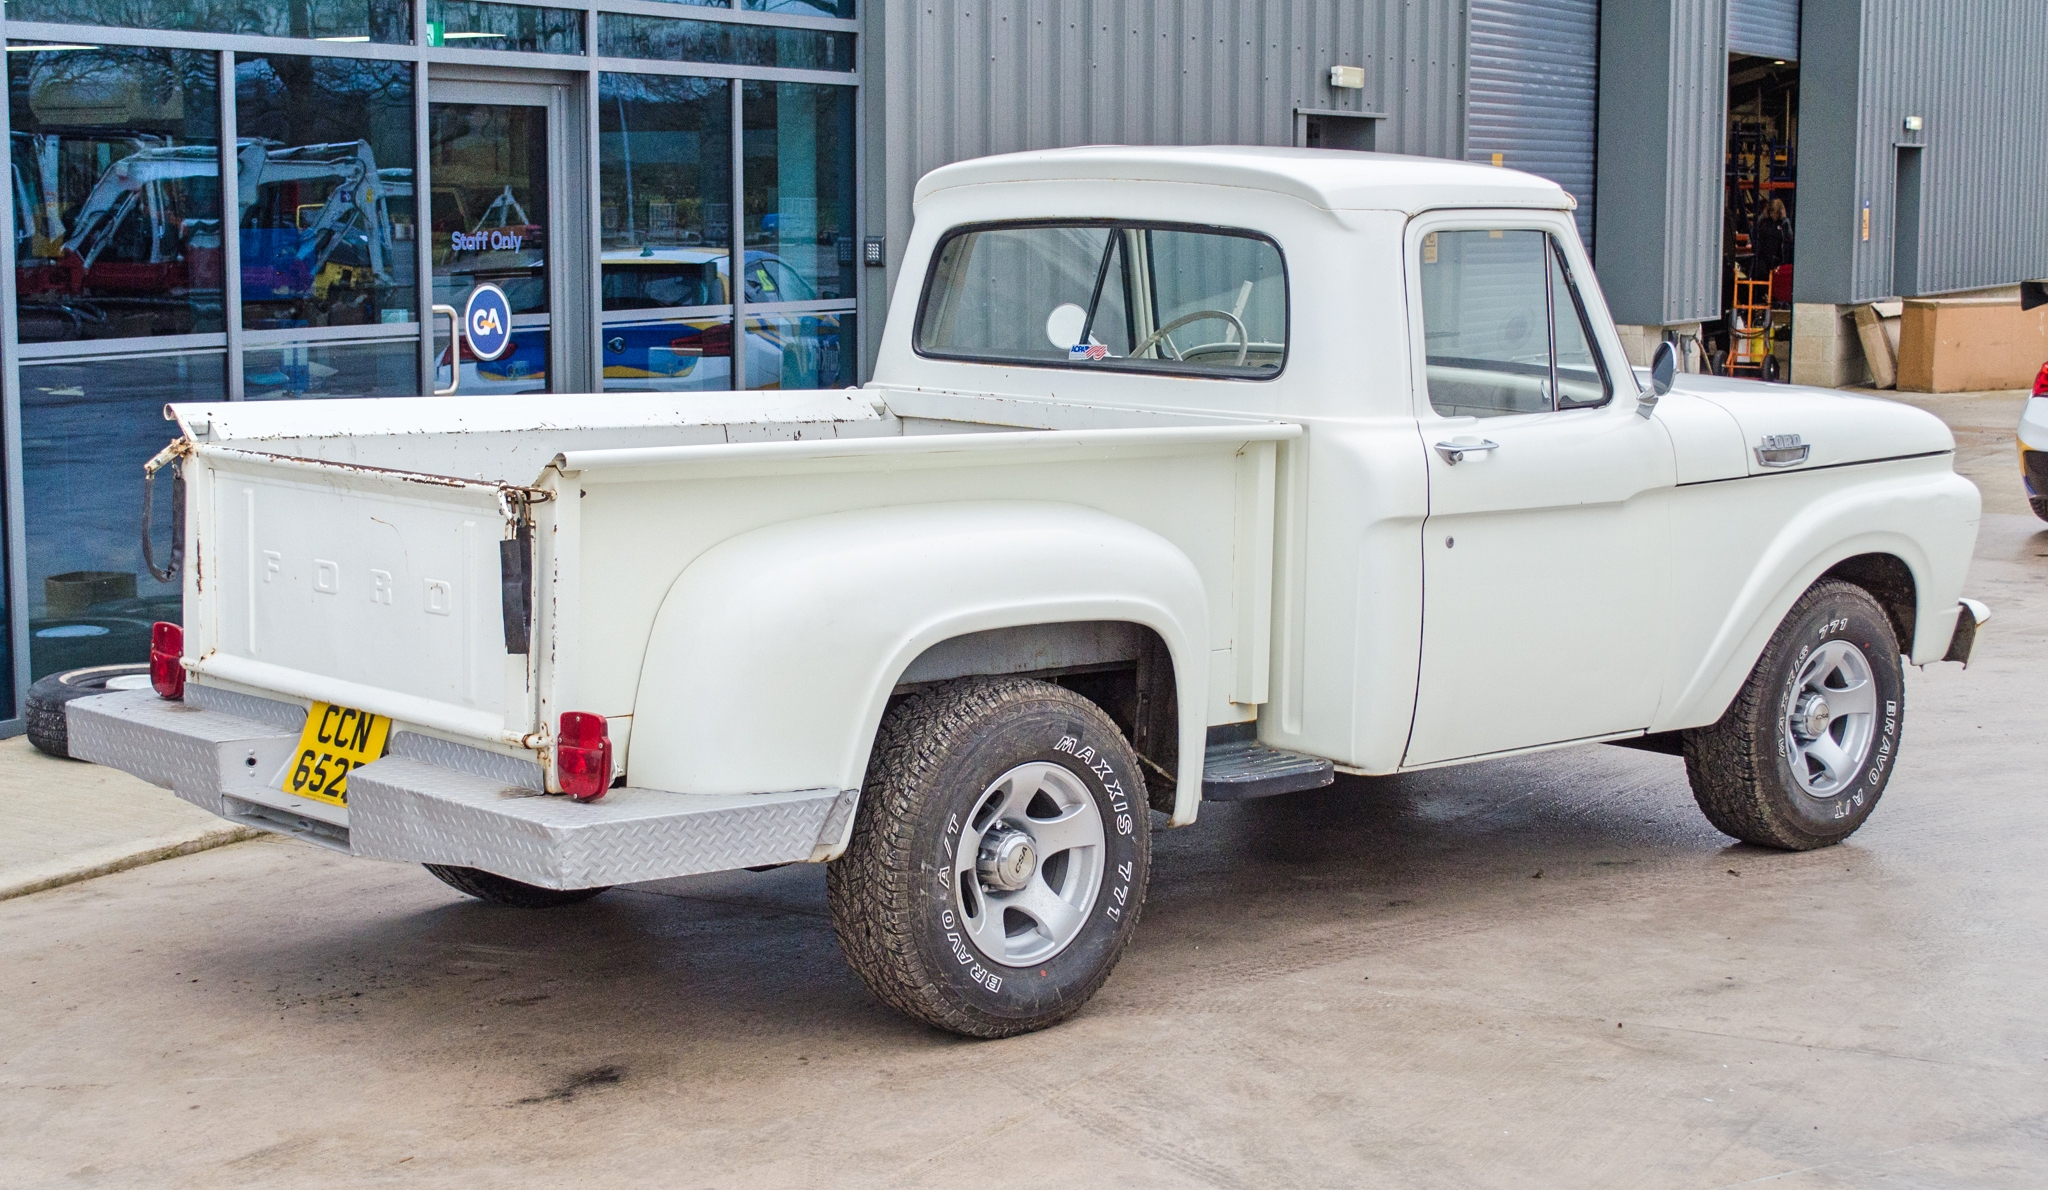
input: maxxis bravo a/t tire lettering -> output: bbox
[827,677,1152,1038]
[422,864,609,908]
[1683,579,1905,850]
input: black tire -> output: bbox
[827,677,1152,1038]
[1683,580,1905,850]
[422,864,609,908]
[24,663,152,759]
[2030,495,2048,523]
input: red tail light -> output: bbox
[2033,361,2047,399]
[556,712,613,801]
[676,322,731,358]
[150,621,185,700]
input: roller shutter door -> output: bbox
[1728,0,1800,61]
[1467,0,1600,251]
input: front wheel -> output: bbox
[827,677,1151,1038]
[1683,580,1904,850]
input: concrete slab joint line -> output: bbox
[0,825,262,903]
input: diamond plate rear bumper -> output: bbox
[66,687,857,889]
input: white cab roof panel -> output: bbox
[914,145,1574,215]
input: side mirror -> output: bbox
[1639,340,1677,418]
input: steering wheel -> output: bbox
[1131,309,1250,366]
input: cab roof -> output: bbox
[914,145,1574,215]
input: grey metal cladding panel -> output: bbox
[1466,0,1600,249]
[878,0,1467,293]
[346,756,851,888]
[1728,0,1800,61]
[1664,0,1729,323]
[1841,0,2048,301]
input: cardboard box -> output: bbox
[1898,290,2048,392]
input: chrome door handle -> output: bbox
[432,303,461,395]
[1434,439,1500,465]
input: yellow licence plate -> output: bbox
[283,702,392,807]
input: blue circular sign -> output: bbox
[463,283,513,362]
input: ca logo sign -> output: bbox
[462,283,513,361]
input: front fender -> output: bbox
[626,501,1212,826]
[1655,466,1979,732]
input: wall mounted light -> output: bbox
[1329,65,1365,90]
[1903,115,1924,132]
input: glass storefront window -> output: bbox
[744,0,856,18]
[431,101,550,393]
[18,353,222,678]
[743,311,849,390]
[9,44,223,342]
[6,0,410,43]
[599,73,732,393]
[426,0,586,55]
[742,81,855,303]
[235,53,418,396]
[599,15,856,73]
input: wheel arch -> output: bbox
[1656,471,1975,732]
[625,501,1212,833]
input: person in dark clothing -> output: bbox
[1751,198,1793,278]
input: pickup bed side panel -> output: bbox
[625,502,1212,823]
[1654,459,1979,733]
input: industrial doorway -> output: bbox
[1716,54,1799,380]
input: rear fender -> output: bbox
[626,501,1212,830]
[1655,469,1978,732]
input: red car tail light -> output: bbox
[556,712,613,801]
[676,322,731,358]
[2033,361,2047,399]
[150,621,185,700]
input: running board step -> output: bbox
[1201,731,1335,802]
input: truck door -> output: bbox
[1402,217,1675,766]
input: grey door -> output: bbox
[1466,0,1601,251]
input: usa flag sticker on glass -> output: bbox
[1069,343,1109,362]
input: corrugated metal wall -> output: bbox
[1727,0,1799,61]
[1466,0,1600,249]
[1845,0,2048,300]
[873,0,1470,295]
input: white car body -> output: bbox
[70,147,1982,890]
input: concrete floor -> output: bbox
[3,423,2044,1188]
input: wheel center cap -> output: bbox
[1795,694,1833,740]
[977,827,1037,892]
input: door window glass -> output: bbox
[1549,241,1612,409]
[599,73,732,392]
[1419,228,1609,417]
[916,222,1285,378]
[430,101,549,393]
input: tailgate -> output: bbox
[187,445,537,746]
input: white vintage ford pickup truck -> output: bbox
[72,147,1986,1037]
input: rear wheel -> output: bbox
[1683,580,1904,850]
[24,663,153,759]
[828,677,1151,1038]
[423,864,609,908]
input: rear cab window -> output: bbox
[915,221,1288,379]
